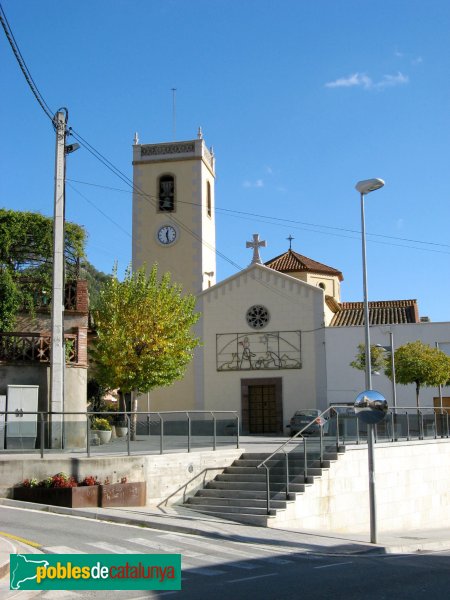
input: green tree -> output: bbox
[350,343,388,375]
[386,341,450,408]
[0,208,86,329]
[0,268,21,331]
[81,262,112,309]
[90,264,201,438]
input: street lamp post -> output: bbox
[376,330,397,412]
[355,177,385,544]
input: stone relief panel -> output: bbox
[217,331,301,371]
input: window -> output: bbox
[158,175,175,212]
[207,181,212,218]
[318,282,326,290]
[246,305,270,329]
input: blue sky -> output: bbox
[1,0,450,321]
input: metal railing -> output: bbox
[0,410,239,458]
[0,332,78,364]
[257,405,450,515]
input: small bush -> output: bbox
[91,417,112,431]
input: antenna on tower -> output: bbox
[171,88,177,140]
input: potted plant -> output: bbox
[90,417,112,444]
[113,414,128,438]
[13,473,99,508]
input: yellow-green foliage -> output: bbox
[387,340,450,406]
[91,417,112,431]
[90,264,201,395]
[350,343,387,373]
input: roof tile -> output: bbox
[330,300,419,326]
[265,249,344,281]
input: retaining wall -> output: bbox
[270,439,450,533]
[0,448,241,506]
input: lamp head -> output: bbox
[355,178,385,195]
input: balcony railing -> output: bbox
[0,332,78,364]
[16,278,85,312]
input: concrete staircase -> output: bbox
[183,449,341,526]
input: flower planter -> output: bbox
[95,430,112,444]
[13,485,99,508]
[100,481,146,508]
[114,426,128,438]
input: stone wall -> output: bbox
[0,448,242,505]
[270,439,450,533]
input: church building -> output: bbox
[132,132,450,433]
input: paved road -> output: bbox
[1,506,449,599]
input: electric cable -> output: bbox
[0,3,54,122]
[65,178,450,253]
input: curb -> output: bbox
[382,540,450,554]
[0,534,43,600]
[0,536,17,579]
[2,498,450,557]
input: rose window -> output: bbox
[246,305,270,329]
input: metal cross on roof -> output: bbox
[287,235,294,250]
[246,233,267,265]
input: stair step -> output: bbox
[179,446,341,528]
[238,449,337,461]
[225,462,330,475]
[184,504,276,517]
[182,508,270,526]
[215,472,320,484]
[185,503,276,516]
[206,481,307,492]
[186,496,288,509]
[196,488,303,500]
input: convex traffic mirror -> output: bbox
[354,390,388,425]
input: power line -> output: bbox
[64,133,450,306]
[0,3,54,122]
[66,182,131,238]
[68,129,245,273]
[3,2,443,310]
[66,177,450,255]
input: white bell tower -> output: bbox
[132,128,216,293]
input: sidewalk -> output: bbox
[2,497,450,562]
[0,529,42,600]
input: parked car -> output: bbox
[288,409,328,437]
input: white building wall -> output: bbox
[325,322,450,407]
[201,265,327,430]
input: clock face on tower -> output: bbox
[157,224,177,245]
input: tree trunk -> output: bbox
[415,381,420,409]
[130,392,138,441]
[117,389,126,414]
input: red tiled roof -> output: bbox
[330,300,420,327]
[265,249,344,281]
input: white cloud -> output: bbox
[375,72,409,89]
[265,166,273,175]
[325,73,372,89]
[325,71,408,91]
[411,56,423,66]
[243,179,264,189]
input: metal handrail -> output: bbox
[0,410,239,458]
[256,404,449,514]
[256,405,347,470]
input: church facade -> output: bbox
[132,133,450,433]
